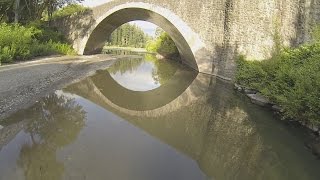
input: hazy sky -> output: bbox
[81,0,158,36]
[81,0,112,7]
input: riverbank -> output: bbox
[0,55,117,120]
[234,83,320,157]
[235,41,320,134]
[235,83,320,132]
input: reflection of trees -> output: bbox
[145,54,178,85]
[15,93,86,180]
[107,57,144,75]
[107,53,179,85]
[102,49,140,55]
[18,144,64,180]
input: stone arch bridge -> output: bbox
[54,0,320,80]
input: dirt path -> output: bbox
[0,55,117,120]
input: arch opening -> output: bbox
[105,20,157,50]
[83,7,199,71]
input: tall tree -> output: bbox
[14,0,20,23]
[0,0,14,22]
[45,0,84,23]
[0,0,85,24]
[108,23,151,48]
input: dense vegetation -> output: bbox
[51,4,89,20]
[0,23,74,63]
[146,28,179,58]
[236,27,320,126]
[0,0,84,24]
[107,23,151,48]
[0,1,88,64]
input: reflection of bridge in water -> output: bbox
[66,67,207,117]
[64,68,320,180]
[0,65,319,179]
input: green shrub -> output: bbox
[235,56,268,90]
[0,46,14,63]
[146,32,179,57]
[27,21,66,43]
[48,41,75,55]
[0,23,75,63]
[236,43,320,125]
[0,23,37,62]
[29,42,54,57]
[312,24,320,43]
[52,4,90,19]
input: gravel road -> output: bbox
[0,55,117,120]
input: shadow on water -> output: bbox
[0,52,320,179]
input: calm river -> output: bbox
[0,52,320,180]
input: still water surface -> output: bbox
[0,53,320,180]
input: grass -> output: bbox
[236,43,320,125]
[0,23,75,64]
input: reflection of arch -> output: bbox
[65,73,320,180]
[90,68,197,111]
[79,2,208,72]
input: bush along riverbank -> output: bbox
[0,22,75,65]
[146,31,180,60]
[235,42,320,136]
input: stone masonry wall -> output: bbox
[54,0,320,79]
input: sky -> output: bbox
[81,0,158,36]
[81,0,111,7]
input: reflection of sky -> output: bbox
[110,61,160,91]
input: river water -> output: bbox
[0,53,319,180]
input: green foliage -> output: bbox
[29,40,75,57]
[48,41,75,55]
[107,23,151,48]
[235,56,268,90]
[27,21,65,43]
[51,4,89,20]
[145,54,179,85]
[29,42,54,56]
[0,23,37,61]
[0,46,14,63]
[0,0,85,24]
[236,43,320,125]
[311,24,320,43]
[0,23,74,63]
[146,31,179,57]
[107,58,144,75]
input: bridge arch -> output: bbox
[79,2,207,71]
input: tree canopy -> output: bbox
[107,23,152,48]
[0,0,84,24]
